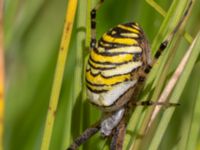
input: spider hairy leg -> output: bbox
[90,0,104,49]
[132,100,180,107]
[67,122,101,150]
[144,0,193,73]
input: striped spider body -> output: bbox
[86,22,151,112]
[68,0,192,149]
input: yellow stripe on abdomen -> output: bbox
[86,71,130,86]
[102,34,137,45]
[117,24,140,33]
[90,50,133,64]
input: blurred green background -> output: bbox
[4,0,200,150]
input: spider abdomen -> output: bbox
[86,22,148,110]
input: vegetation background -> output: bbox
[3,0,200,150]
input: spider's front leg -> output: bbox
[135,0,193,108]
[143,0,193,74]
[90,0,104,49]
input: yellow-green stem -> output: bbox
[40,0,78,149]
[0,0,4,149]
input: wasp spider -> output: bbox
[68,0,193,149]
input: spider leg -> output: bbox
[144,0,193,74]
[132,100,180,108]
[110,118,126,150]
[67,121,101,150]
[90,0,104,49]
[134,0,193,111]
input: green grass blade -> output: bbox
[41,1,78,149]
[5,0,47,49]
[125,0,192,149]
[145,0,166,16]
[0,0,4,149]
[70,1,87,150]
[186,78,200,150]
[148,31,200,150]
